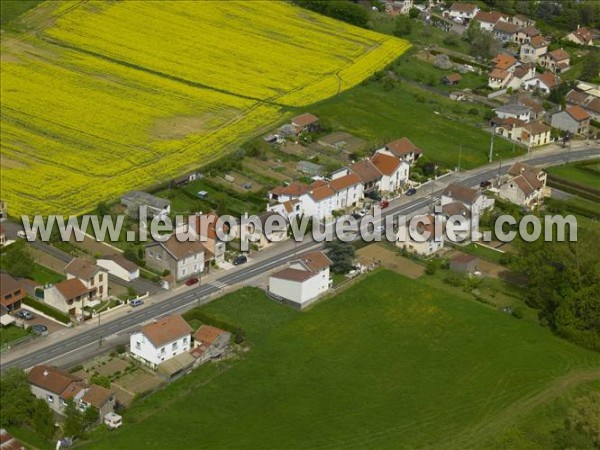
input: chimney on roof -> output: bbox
[43,370,48,377]
[153,318,158,324]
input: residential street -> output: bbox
[1,144,598,372]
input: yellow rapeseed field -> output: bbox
[1,0,410,216]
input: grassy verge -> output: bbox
[0,325,30,346]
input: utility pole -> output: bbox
[489,126,495,163]
[457,144,462,172]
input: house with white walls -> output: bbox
[129,315,192,369]
[371,152,409,193]
[268,251,331,309]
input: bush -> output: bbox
[182,309,243,343]
[512,306,525,319]
[23,297,70,324]
[468,108,479,116]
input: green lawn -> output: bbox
[0,325,30,346]
[394,55,488,93]
[308,79,522,170]
[30,263,65,284]
[547,159,600,191]
[483,379,600,449]
[84,270,600,449]
[0,0,42,26]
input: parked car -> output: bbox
[480,180,492,189]
[406,187,417,196]
[31,324,48,336]
[380,200,390,209]
[15,310,34,320]
[368,191,382,201]
[130,298,144,307]
[233,254,248,266]
[185,277,199,286]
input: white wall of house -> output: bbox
[66,270,108,300]
[498,183,540,209]
[176,253,205,280]
[334,184,364,210]
[269,267,330,308]
[97,259,139,282]
[43,287,82,316]
[130,332,191,369]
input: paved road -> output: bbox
[2,147,598,371]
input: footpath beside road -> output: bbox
[1,145,598,371]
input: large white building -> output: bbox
[130,315,192,369]
[269,251,331,309]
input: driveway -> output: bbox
[17,308,67,334]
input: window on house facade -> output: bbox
[172,342,178,350]
[183,337,188,344]
[47,394,54,403]
[161,347,165,354]
[136,342,141,350]
[99,274,103,282]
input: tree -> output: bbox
[516,227,600,351]
[90,374,111,389]
[580,50,600,83]
[566,392,600,446]
[325,240,355,274]
[96,201,110,217]
[394,15,412,37]
[62,400,84,438]
[0,368,35,427]
[33,398,56,441]
[83,406,99,429]
[2,240,34,279]
[408,8,420,19]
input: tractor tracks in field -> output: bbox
[444,368,600,449]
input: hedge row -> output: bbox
[23,297,71,324]
[182,309,245,344]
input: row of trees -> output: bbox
[482,0,600,31]
[516,227,600,351]
[1,368,99,442]
[294,0,369,28]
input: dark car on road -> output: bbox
[368,191,382,201]
[31,324,48,336]
[406,187,417,196]
[480,180,492,189]
[185,277,199,286]
[233,255,248,266]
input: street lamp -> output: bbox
[489,125,496,163]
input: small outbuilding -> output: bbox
[442,73,462,86]
[450,253,479,274]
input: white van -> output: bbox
[130,298,144,307]
[104,412,122,429]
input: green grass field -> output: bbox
[84,270,600,450]
[547,159,600,191]
[309,80,522,170]
[0,325,30,346]
[0,0,42,25]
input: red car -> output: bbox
[380,200,390,209]
[185,277,199,286]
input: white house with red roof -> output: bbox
[269,251,332,308]
[447,2,480,21]
[130,315,192,369]
[498,162,548,209]
[565,26,594,46]
[371,152,410,193]
[539,48,570,73]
